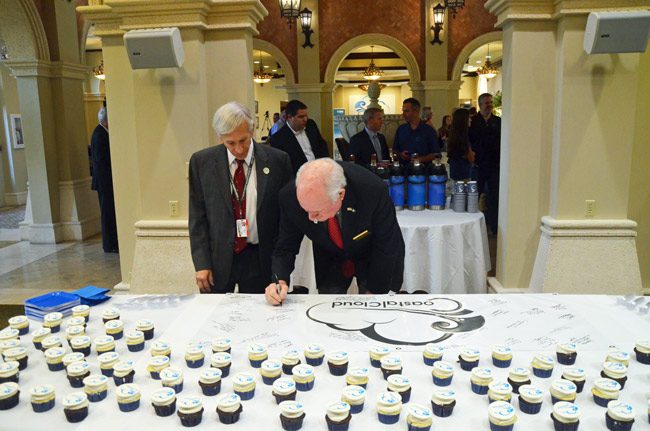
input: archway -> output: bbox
[451,31,502,83]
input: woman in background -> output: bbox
[437,114,451,152]
[446,108,475,181]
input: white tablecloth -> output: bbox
[291,209,491,294]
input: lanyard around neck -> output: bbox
[228,156,254,214]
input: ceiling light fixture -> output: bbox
[363,46,383,81]
[445,0,465,18]
[477,44,498,79]
[93,60,105,80]
[253,51,273,85]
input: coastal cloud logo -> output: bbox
[306,297,485,345]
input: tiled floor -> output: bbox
[0,205,26,229]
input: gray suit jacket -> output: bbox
[188,142,293,292]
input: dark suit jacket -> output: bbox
[268,118,329,174]
[188,142,293,293]
[348,129,389,166]
[90,125,112,193]
[272,162,405,293]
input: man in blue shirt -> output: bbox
[392,98,441,165]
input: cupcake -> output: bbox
[273,377,297,404]
[606,350,630,366]
[380,355,402,379]
[62,392,88,422]
[432,360,454,386]
[369,346,392,368]
[531,354,555,378]
[488,401,517,431]
[326,401,352,431]
[0,382,20,410]
[63,352,86,368]
[431,389,456,417]
[31,327,51,350]
[282,350,302,374]
[0,339,20,356]
[248,343,268,368]
[279,400,306,431]
[98,351,120,377]
[550,379,577,404]
[304,343,325,366]
[65,325,85,344]
[125,330,145,353]
[66,316,87,328]
[601,362,628,389]
[3,347,28,370]
[198,368,222,396]
[233,371,256,400]
[30,384,55,412]
[151,387,177,417]
[211,337,231,354]
[591,378,621,407]
[459,348,480,371]
[260,359,283,385]
[492,345,513,368]
[633,341,650,364]
[148,355,171,380]
[605,400,634,431]
[177,396,203,427]
[328,351,350,376]
[135,319,155,340]
[43,312,63,333]
[470,367,494,395]
[551,401,580,431]
[376,391,402,424]
[45,347,66,372]
[101,307,120,323]
[8,315,29,336]
[113,360,135,386]
[104,320,124,340]
[70,335,91,356]
[67,361,91,388]
[94,335,115,354]
[41,335,63,351]
[83,374,109,402]
[561,367,586,393]
[556,343,578,365]
[0,361,19,384]
[346,367,369,388]
[210,352,232,377]
[116,383,140,412]
[387,374,412,403]
[71,304,90,323]
[423,344,444,366]
[518,385,544,414]
[292,364,315,391]
[150,340,172,358]
[488,381,513,403]
[508,367,531,394]
[161,367,184,394]
[0,328,19,343]
[217,393,243,424]
[184,344,204,368]
[342,385,366,414]
[407,403,433,431]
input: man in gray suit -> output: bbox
[189,102,293,293]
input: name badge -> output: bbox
[236,219,248,238]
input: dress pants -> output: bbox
[97,188,118,253]
[218,245,268,294]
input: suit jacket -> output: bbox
[348,129,389,166]
[268,118,329,174]
[272,162,405,293]
[90,125,112,193]
[188,142,293,292]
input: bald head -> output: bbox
[296,159,347,222]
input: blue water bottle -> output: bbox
[407,155,426,211]
[427,160,447,210]
[389,157,405,211]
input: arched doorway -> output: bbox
[452,32,502,109]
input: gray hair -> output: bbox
[98,107,107,125]
[296,158,347,203]
[212,102,254,136]
[421,106,432,121]
[363,107,383,125]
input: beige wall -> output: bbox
[459,76,478,106]
[253,78,287,141]
[332,85,408,115]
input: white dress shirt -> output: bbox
[227,141,258,244]
[287,122,316,161]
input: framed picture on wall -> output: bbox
[10,114,24,149]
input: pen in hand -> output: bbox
[273,273,283,306]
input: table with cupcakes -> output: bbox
[0,293,649,431]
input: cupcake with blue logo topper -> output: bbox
[376,391,402,424]
[0,382,19,410]
[125,330,145,353]
[62,392,88,422]
[507,367,531,394]
[151,387,176,417]
[260,359,283,385]
[71,304,90,323]
[101,307,120,324]
[556,343,577,365]
[83,374,109,402]
[325,401,352,431]
[116,383,140,412]
[177,396,203,427]
[184,344,204,368]
[633,341,650,364]
[135,319,155,340]
[30,384,55,412]
[550,379,577,404]
[0,361,19,384]
[273,377,297,403]
[216,393,243,424]
[98,351,120,377]
[248,343,268,368]
[150,340,172,358]
[2,347,27,371]
[43,312,63,333]
[591,378,621,407]
[279,400,306,431]
[304,343,325,366]
[488,400,517,431]
[328,351,349,376]
[606,350,630,366]
[199,368,222,396]
[431,389,456,417]
[41,334,63,351]
[423,344,444,366]
[432,360,454,386]
[31,327,51,350]
[605,400,634,431]
[66,316,86,329]
[45,346,66,372]
[0,328,19,344]
[518,384,543,414]
[8,315,29,336]
[407,403,433,431]
[282,350,301,374]
[65,325,85,345]
[369,346,392,368]
[161,367,184,394]
[492,345,513,368]
[459,348,480,371]
[233,371,256,400]
[345,367,369,388]
[70,335,91,356]
[63,352,86,369]
[67,361,91,388]
[380,355,402,379]
[601,362,627,389]
[488,381,513,403]
[211,337,231,354]
[342,385,366,414]
[94,335,115,354]
[0,339,20,357]
[387,374,412,403]
[531,354,555,378]
[292,364,315,391]
[470,367,493,395]
[561,367,586,393]
[113,360,135,386]
[551,401,580,431]
[210,352,232,377]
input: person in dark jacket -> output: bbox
[348,107,389,166]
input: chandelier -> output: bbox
[93,60,105,80]
[358,83,387,91]
[279,0,301,28]
[477,44,498,79]
[363,46,383,81]
[253,51,273,85]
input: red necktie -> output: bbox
[232,160,247,254]
[327,217,355,278]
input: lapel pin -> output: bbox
[346,207,356,213]
[263,167,270,175]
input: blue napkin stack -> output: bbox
[24,286,111,321]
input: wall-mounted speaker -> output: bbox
[584,11,650,54]
[123,27,184,69]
